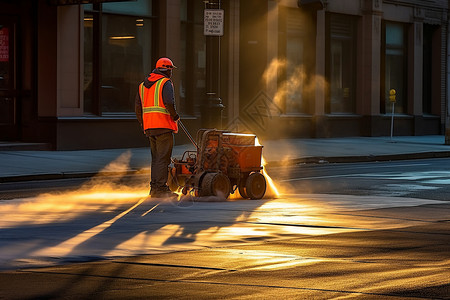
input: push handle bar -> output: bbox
[178,120,198,149]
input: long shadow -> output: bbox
[3,202,449,299]
[64,196,265,259]
[9,218,450,300]
[0,194,266,270]
[9,196,265,299]
[0,201,135,270]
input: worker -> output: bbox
[135,57,179,198]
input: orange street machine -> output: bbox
[168,122,267,200]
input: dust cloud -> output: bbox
[263,57,328,111]
[0,148,283,229]
[0,151,149,228]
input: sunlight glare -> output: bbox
[256,137,280,198]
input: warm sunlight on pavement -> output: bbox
[1,183,442,270]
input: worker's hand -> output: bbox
[173,114,180,121]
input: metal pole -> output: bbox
[178,120,198,149]
[390,102,395,141]
[203,0,224,129]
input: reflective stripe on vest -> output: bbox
[139,78,178,132]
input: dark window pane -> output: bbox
[102,1,152,16]
[83,1,154,115]
[278,6,308,114]
[385,22,406,114]
[83,13,94,114]
[101,15,151,113]
[329,14,356,114]
[180,0,206,116]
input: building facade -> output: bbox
[0,0,449,150]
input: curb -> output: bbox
[264,151,450,167]
[2,151,450,183]
[0,170,148,184]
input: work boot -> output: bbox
[151,186,178,199]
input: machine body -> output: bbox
[168,129,267,199]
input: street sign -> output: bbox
[204,9,224,36]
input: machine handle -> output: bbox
[178,120,198,149]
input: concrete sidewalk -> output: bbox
[0,135,449,183]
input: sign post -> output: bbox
[389,89,396,141]
[203,2,224,129]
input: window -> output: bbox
[327,14,356,114]
[101,14,151,112]
[383,22,407,114]
[83,12,94,113]
[278,6,309,114]
[180,0,205,116]
[422,24,439,115]
[84,1,155,115]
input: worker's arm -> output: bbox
[162,80,180,121]
[135,91,144,129]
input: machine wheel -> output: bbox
[245,172,266,200]
[238,179,248,199]
[200,172,231,199]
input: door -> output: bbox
[0,17,18,140]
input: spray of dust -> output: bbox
[0,151,150,228]
[264,1,328,111]
[260,57,330,195]
[1,144,282,229]
[263,58,328,110]
[67,150,149,203]
[258,13,329,196]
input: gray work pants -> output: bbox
[149,131,174,191]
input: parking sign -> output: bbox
[204,9,224,36]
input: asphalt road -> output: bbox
[276,157,450,200]
[0,158,449,299]
[2,157,450,200]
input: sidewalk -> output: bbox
[0,135,449,183]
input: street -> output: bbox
[276,157,450,200]
[0,158,449,299]
[2,157,450,200]
[2,0,450,298]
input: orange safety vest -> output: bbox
[139,78,178,132]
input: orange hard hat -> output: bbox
[156,57,177,69]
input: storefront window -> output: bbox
[278,6,308,114]
[84,0,154,115]
[101,14,151,112]
[83,12,94,114]
[102,1,151,15]
[328,14,356,114]
[422,24,439,115]
[180,0,205,116]
[384,22,406,114]
[285,26,304,114]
